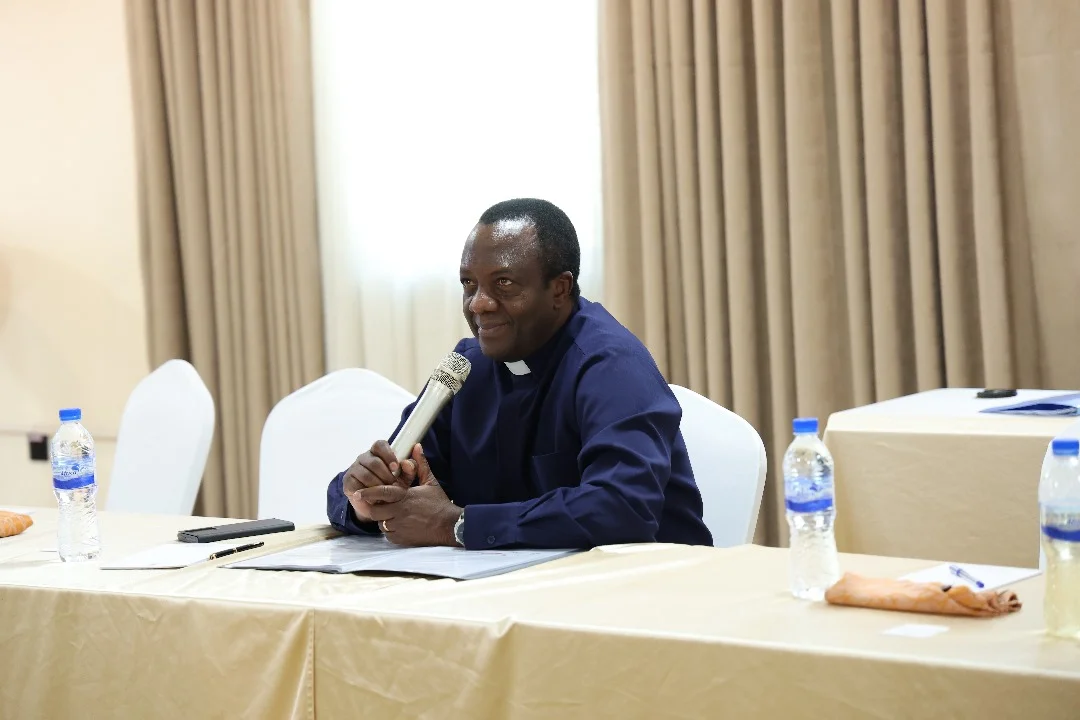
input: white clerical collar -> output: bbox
[504,360,532,376]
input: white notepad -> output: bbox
[900,563,1040,591]
[228,534,578,581]
[101,541,253,570]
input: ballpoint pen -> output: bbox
[948,564,985,589]
[209,542,265,560]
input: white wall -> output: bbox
[0,0,148,506]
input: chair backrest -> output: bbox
[257,368,415,525]
[107,359,215,515]
[670,384,767,547]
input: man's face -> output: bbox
[459,220,568,362]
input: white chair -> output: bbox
[107,359,215,515]
[257,368,415,525]
[670,384,768,547]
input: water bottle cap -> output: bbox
[1052,438,1080,456]
[58,408,82,422]
[793,417,819,434]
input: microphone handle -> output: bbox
[389,381,454,463]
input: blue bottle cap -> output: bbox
[1052,438,1080,456]
[58,408,82,422]
[793,417,819,434]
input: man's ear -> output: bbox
[551,271,574,305]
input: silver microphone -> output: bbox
[389,351,472,462]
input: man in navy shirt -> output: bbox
[326,198,712,549]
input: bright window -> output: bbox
[313,0,602,391]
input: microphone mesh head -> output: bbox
[430,351,472,395]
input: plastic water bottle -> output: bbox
[51,407,101,561]
[1039,437,1080,638]
[783,417,840,600]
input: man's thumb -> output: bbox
[413,444,437,485]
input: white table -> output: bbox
[3,509,1080,718]
[825,388,1080,567]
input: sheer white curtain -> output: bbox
[312,0,602,392]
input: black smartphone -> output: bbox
[177,518,295,543]
[976,388,1017,399]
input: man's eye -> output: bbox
[496,278,513,287]
[460,279,474,288]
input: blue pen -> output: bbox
[949,565,985,589]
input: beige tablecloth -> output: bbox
[2,509,1078,719]
[825,389,1080,568]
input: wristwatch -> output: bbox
[453,510,465,547]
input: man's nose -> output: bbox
[469,289,498,314]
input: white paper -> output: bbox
[596,544,671,555]
[0,507,36,516]
[229,535,578,581]
[900,563,1040,591]
[101,541,252,570]
[883,623,950,638]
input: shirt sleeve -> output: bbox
[325,344,462,535]
[462,347,679,549]
[326,471,381,535]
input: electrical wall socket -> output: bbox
[28,433,48,462]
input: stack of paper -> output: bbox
[228,535,578,581]
[900,563,1040,591]
[980,392,1080,417]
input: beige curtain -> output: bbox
[126,0,325,518]
[600,0,1080,546]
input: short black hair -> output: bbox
[478,198,581,300]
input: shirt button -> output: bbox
[486,536,496,545]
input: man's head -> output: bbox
[460,198,580,362]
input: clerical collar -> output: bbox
[504,360,531,375]
[500,298,584,380]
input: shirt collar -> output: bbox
[502,298,584,381]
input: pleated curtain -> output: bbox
[599,0,1080,545]
[126,0,325,518]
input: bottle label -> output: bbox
[53,459,96,490]
[1042,524,1080,542]
[784,472,835,513]
[785,497,835,513]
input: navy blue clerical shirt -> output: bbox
[326,297,712,549]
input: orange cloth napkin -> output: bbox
[0,510,33,538]
[825,572,1021,618]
